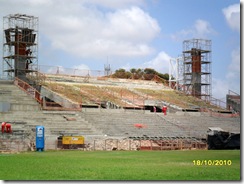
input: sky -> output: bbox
[0,0,241,101]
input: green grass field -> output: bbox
[0,150,240,181]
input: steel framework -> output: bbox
[2,14,38,80]
[182,39,212,101]
[169,56,184,90]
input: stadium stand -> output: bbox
[0,78,240,152]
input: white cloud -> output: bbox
[222,3,240,32]
[212,47,240,100]
[41,64,91,76]
[45,6,160,58]
[82,0,145,9]
[194,19,215,37]
[121,63,132,71]
[46,66,65,74]
[226,47,240,79]
[226,47,240,94]
[105,7,160,43]
[73,64,90,71]
[142,51,171,73]
[26,0,53,6]
[171,19,216,41]
[0,0,159,59]
[211,3,241,100]
[72,64,91,76]
[212,78,229,101]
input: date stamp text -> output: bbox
[192,160,232,166]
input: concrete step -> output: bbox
[10,104,40,111]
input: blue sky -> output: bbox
[0,0,241,101]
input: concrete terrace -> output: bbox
[81,108,240,139]
[0,81,102,150]
[0,79,240,151]
[42,74,223,111]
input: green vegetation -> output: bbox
[112,67,169,80]
[0,150,240,181]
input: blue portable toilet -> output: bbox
[36,126,45,151]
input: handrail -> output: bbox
[14,77,42,104]
[208,96,226,109]
[200,107,240,118]
[26,70,46,85]
[14,77,82,111]
[228,90,240,96]
[175,85,227,110]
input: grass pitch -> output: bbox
[0,150,240,181]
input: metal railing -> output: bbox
[14,77,81,111]
[14,77,42,103]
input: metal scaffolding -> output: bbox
[2,14,39,80]
[169,56,183,90]
[182,39,212,101]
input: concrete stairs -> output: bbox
[161,112,240,138]
[81,108,240,140]
[1,109,102,137]
[0,81,103,150]
[0,80,41,111]
[81,109,190,138]
[0,81,240,151]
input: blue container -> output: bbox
[36,126,45,152]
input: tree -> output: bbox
[144,68,157,75]
[113,68,131,79]
[112,67,170,81]
[130,68,137,74]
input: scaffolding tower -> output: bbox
[169,56,183,90]
[2,14,38,80]
[182,39,212,101]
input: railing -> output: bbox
[228,90,240,96]
[14,77,82,111]
[200,107,240,118]
[26,70,46,85]
[176,86,227,110]
[25,64,233,112]
[14,77,42,104]
[208,96,226,109]
[38,65,106,77]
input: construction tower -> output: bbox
[182,39,212,101]
[2,14,38,81]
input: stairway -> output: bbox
[0,81,102,151]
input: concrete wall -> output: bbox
[40,86,80,109]
[226,94,240,113]
[0,102,11,112]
